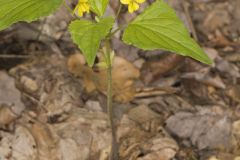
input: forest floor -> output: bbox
[0,0,240,160]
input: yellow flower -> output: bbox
[120,0,145,13]
[74,0,90,17]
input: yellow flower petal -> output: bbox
[73,4,80,14]
[84,3,90,13]
[74,0,90,17]
[81,3,89,12]
[128,2,139,13]
[77,7,84,17]
[135,0,145,4]
[120,0,131,5]
[79,0,88,2]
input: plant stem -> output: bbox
[115,3,122,20]
[105,40,118,160]
[104,3,123,160]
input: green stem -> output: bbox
[108,25,126,38]
[103,3,123,160]
[115,3,122,21]
[105,40,118,160]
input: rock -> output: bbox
[127,105,160,124]
[0,71,25,119]
[166,108,232,150]
[85,100,102,112]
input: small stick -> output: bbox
[181,1,199,41]
[0,54,31,59]
[135,86,178,98]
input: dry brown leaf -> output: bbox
[212,30,232,47]
[181,68,226,89]
[118,107,178,160]
[141,54,184,84]
[225,52,240,62]
[28,120,58,160]
[0,105,18,127]
[68,53,140,102]
[11,125,37,160]
[233,120,240,136]
[127,105,160,124]
[203,3,230,32]
[20,75,39,93]
[216,57,240,78]
[226,85,240,103]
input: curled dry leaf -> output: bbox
[27,120,58,160]
[0,105,18,127]
[68,53,140,102]
[181,68,226,89]
[20,75,39,93]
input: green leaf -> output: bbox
[122,0,212,64]
[89,0,109,16]
[0,0,63,31]
[69,17,114,66]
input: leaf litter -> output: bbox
[0,0,240,159]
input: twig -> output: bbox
[0,54,31,59]
[135,86,178,98]
[181,1,198,41]
[22,92,48,112]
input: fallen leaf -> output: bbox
[0,105,18,127]
[203,3,230,32]
[127,105,160,124]
[118,110,178,160]
[141,54,184,84]
[226,85,240,103]
[11,125,37,160]
[215,57,240,78]
[181,68,226,89]
[27,120,58,160]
